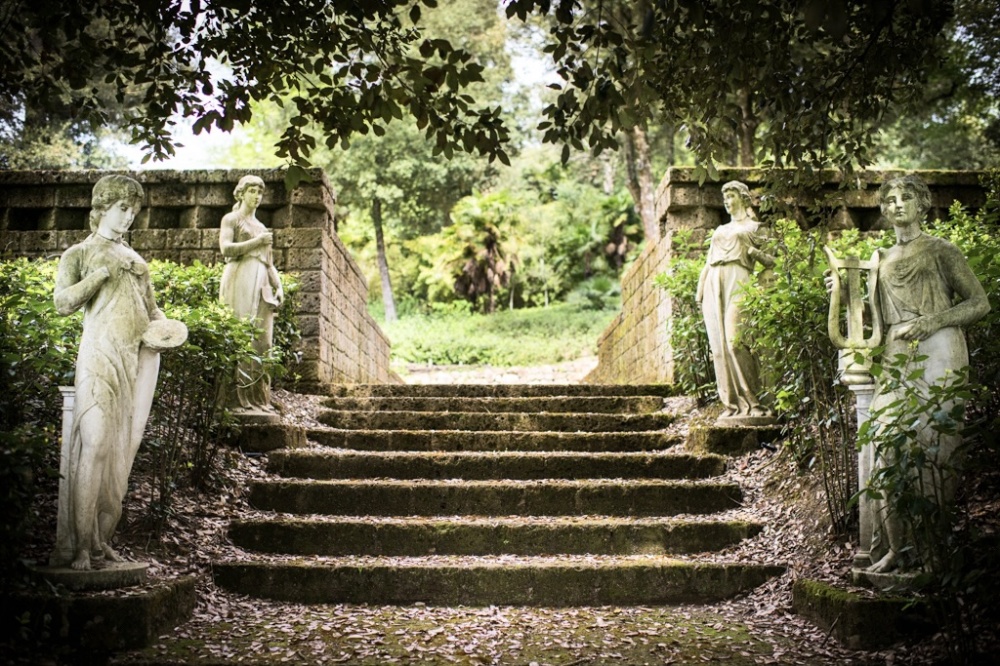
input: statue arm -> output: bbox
[894,246,990,341]
[696,264,707,304]
[218,215,266,258]
[53,248,109,316]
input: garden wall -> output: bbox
[0,168,398,389]
[586,167,988,385]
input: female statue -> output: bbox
[52,175,186,570]
[862,175,989,574]
[697,180,775,423]
[218,175,284,412]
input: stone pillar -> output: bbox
[49,386,75,566]
[849,382,876,569]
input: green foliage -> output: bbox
[385,303,616,367]
[0,259,75,568]
[2,0,514,166]
[139,300,258,533]
[653,229,714,401]
[858,356,985,661]
[745,222,892,533]
[508,0,953,172]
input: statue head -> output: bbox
[722,180,753,208]
[89,175,144,231]
[233,175,266,210]
[879,175,931,219]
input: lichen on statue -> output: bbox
[697,180,776,425]
[218,175,285,413]
[862,175,990,575]
[51,174,187,571]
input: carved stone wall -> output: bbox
[587,167,988,385]
[0,169,398,388]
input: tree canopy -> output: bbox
[2,0,973,176]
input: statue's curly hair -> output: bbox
[879,175,932,216]
[89,175,144,231]
[232,175,266,211]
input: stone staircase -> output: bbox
[213,384,783,606]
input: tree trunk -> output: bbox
[372,198,397,322]
[737,87,758,167]
[623,124,659,243]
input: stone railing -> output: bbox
[0,169,398,389]
[587,167,988,385]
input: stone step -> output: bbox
[307,428,682,452]
[317,410,675,433]
[324,384,677,398]
[268,449,726,480]
[322,395,666,414]
[248,479,743,517]
[212,556,784,606]
[228,516,763,556]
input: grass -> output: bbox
[381,303,618,367]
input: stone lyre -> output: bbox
[824,246,882,385]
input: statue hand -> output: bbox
[823,269,835,294]
[257,232,274,248]
[893,316,938,342]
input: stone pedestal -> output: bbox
[30,561,148,591]
[49,386,76,567]
[851,568,922,593]
[848,383,876,571]
[686,423,784,456]
[1,576,197,654]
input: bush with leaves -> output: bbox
[653,229,715,402]
[0,258,77,570]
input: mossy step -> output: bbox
[229,516,763,556]
[212,556,784,606]
[268,449,726,480]
[322,395,666,414]
[325,384,677,398]
[317,410,675,433]
[249,479,743,517]
[307,428,682,452]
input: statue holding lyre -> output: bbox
[825,175,989,580]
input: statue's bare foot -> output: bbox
[100,543,124,562]
[720,407,737,418]
[70,550,91,571]
[749,406,772,418]
[867,551,899,574]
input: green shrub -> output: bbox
[653,230,714,401]
[0,258,76,569]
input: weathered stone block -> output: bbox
[229,423,307,453]
[20,230,58,253]
[146,207,182,229]
[287,247,324,270]
[58,230,90,249]
[0,185,55,208]
[55,184,94,208]
[52,207,86,231]
[130,229,169,251]
[171,229,202,249]
[791,578,931,650]
[686,424,783,456]
[178,249,217,266]
[147,182,197,208]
